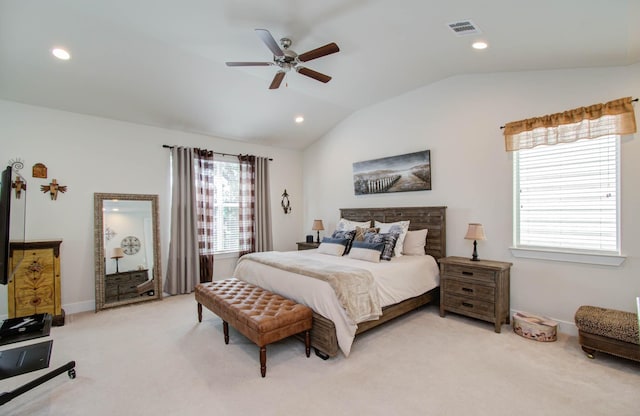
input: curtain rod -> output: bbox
[499,97,638,130]
[162,145,273,161]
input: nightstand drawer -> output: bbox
[443,279,495,301]
[443,264,495,283]
[444,294,494,317]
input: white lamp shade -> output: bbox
[110,247,125,259]
[464,223,486,240]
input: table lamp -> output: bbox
[464,223,486,261]
[110,247,124,273]
[312,220,325,243]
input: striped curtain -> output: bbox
[194,148,215,282]
[238,155,272,256]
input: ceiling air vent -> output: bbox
[447,20,481,36]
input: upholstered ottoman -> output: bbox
[574,305,640,362]
[195,278,313,377]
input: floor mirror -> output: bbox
[94,193,162,311]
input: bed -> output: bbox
[232,206,447,358]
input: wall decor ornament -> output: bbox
[281,189,291,214]
[352,150,431,195]
[12,175,27,199]
[104,226,117,241]
[32,163,48,178]
[40,179,67,200]
[121,235,141,255]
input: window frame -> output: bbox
[510,135,625,266]
[210,154,241,255]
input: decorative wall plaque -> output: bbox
[32,163,47,178]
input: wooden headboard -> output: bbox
[339,206,447,260]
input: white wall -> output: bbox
[0,100,303,315]
[302,64,640,334]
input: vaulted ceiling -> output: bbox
[1,1,638,149]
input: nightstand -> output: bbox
[296,241,320,250]
[439,256,512,333]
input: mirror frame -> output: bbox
[94,193,162,311]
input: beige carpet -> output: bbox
[1,294,639,416]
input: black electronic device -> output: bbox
[0,166,11,285]
[0,340,53,380]
[306,235,313,243]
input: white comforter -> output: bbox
[232,250,440,357]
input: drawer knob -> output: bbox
[462,302,474,308]
[462,271,473,276]
[462,287,473,293]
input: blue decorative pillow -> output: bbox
[348,241,385,263]
[363,231,398,261]
[331,229,356,254]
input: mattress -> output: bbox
[233,250,440,356]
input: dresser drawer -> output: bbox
[443,294,494,318]
[442,264,496,283]
[443,278,495,302]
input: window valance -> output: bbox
[503,97,637,151]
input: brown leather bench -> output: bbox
[195,278,313,377]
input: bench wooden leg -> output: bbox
[197,303,202,322]
[305,330,311,357]
[223,321,229,344]
[260,346,267,378]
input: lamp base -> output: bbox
[316,231,320,244]
[470,240,479,261]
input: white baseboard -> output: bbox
[62,300,95,315]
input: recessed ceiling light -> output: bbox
[295,116,304,123]
[52,47,71,60]
[472,41,488,50]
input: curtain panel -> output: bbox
[238,155,273,256]
[194,148,215,283]
[165,147,200,295]
[503,97,637,151]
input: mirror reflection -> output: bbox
[94,193,162,311]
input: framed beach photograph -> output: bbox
[352,150,431,195]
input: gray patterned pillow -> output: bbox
[363,231,399,261]
[331,230,356,254]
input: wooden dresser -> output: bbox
[439,256,512,333]
[104,269,149,303]
[8,240,64,325]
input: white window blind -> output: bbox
[514,135,619,253]
[212,156,240,253]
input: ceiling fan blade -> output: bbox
[269,71,286,89]
[297,67,332,83]
[255,28,284,57]
[226,62,272,67]
[298,42,340,62]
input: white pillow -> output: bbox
[336,218,371,232]
[375,220,410,257]
[317,237,348,256]
[402,229,428,255]
[348,241,385,263]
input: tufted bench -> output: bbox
[574,305,640,362]
[195,278,313,377]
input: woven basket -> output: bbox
[513,312,557,342]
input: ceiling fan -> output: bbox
[226,29,340,89]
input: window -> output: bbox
[211,156,240,254]
[195,155,240,254]
[505,97,635,265]
[514,136,619,254]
